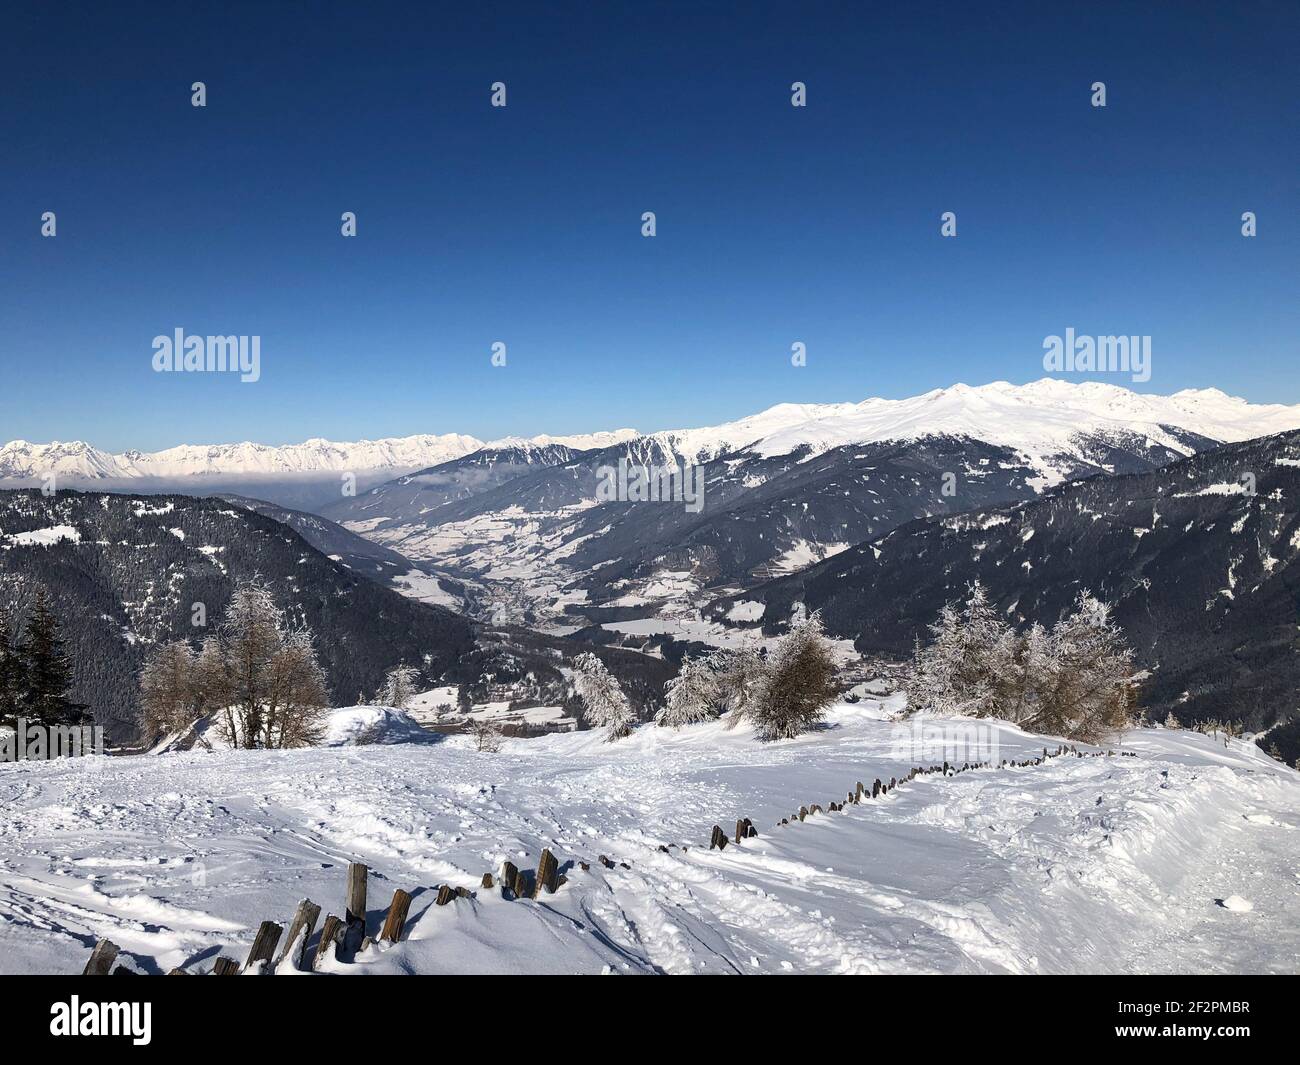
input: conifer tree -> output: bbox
[19,588,84,726]
[572,652,636,740]
[657,655,719,729]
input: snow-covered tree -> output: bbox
[904,585,1137,743]
[657,655,719,729]
[571,652,636,740]
[749,612,838,741]
[138,640,201,739]
[380,665,420,708]
[1031,592,1136,742]
[904,583,1011,718]
[713,645,765,728]
[138,579,328,749]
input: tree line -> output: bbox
[902,582,1138,742]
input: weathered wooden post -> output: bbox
[244,920,283,971]
[212,957,240,976]
[709,824,728,849]
[344,862,368,953]
[534,849,559,896]
[277,899,321,971]
[82,938,119,976]
[435,884,456,906]
[313,914,344,970]
[380,889,413,942]
[500,860,519,897]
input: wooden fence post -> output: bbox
[277,899,321,971]
[212,957,240,976]
[380,889,413,942]
[82,938,119,976]
[534,849,559,896]
[244,920,283,971]
[344,862,368,952]
[313,914,344,970]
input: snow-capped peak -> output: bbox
[0,429,640,482]
[652,379,1300,470]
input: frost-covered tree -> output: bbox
[904,586,1137,743]
[1030,592,1135,742]
[571,652,636,740]
[657,655,719,729]
[749,612,838,741]
[904,583,1011,718]
[138,640,202,739]
[713,645,765,729]
[380,665,420,708]
[138,579,328,749]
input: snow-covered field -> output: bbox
[0,702,1296,975]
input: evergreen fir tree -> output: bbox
[0,606,25,728]
[19,588,84,726]
[657,655,719,729]
[572,653,636,740]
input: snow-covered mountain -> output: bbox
[711,428,1300,757]
[639,379,1300,484]
[0,430,639,482]
[0,430,640,511]
[329,380,1300,630]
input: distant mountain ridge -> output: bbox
[0,430,640,482]
[322,380,1300,627]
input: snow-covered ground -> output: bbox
[0,702,1296,975]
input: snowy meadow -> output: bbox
[1,700,1295,976]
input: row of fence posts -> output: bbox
[707,743,1135,849]
[81,847,565,975]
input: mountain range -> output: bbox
[317,380,1300,628]
[0,430,639,511]
[6,378,1299,754]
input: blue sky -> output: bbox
[1,1,1296,451]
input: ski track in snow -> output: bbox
[0,704,1296,975]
